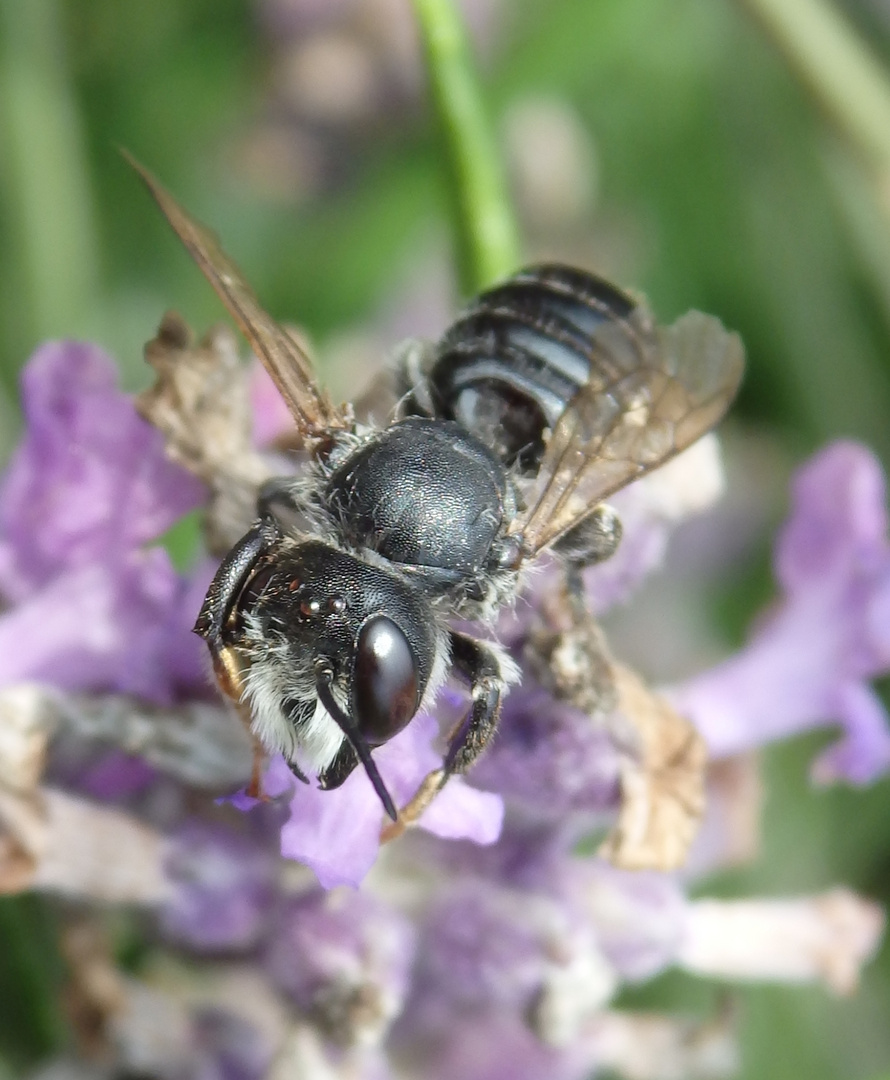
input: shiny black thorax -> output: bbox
[201,415,515,673]
[324,416,515,597]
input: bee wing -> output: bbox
[127,153,350,443]
[351,367,402,426]
[509,304,744,557]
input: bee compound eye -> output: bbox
[353,616,419,744]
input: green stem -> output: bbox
[411,0,520,295]
[739,0,890,173]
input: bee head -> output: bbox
[237,539,440,816]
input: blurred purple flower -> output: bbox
[398,1010,599,1080]
[160,820,279,953]
[0,548,208,701]
[0,341,208,703]
[75,748,159,801]
[471,681,621,819]
[249,360,293,447]
[668,441,890,784]
[564,859,687,983]
[192,1007,275,1080]
[264,886,416,1045]
[412,876,614,1024]
[0,341,203,595]
[403,828,686,1049]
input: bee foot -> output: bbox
[379,768,447,845]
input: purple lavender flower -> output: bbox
[0,340,207,703]
[236,713,504,889]
[250,360,294,447]
[73,747,159,801]
[0,341,202,594]
[263,886,416,1046]
[398,1011,600,1080]
[470,680,622,819]
[562,858,688,983]
[668,441,890,784]
[0,547,204,701]
[395,830,881,1074]
[411,875,615,1024]
[192,1007,275,1080]
[401,826,687,1048]
[160,819,280,953]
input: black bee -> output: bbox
[132,161,743,822]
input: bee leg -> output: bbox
[380,768,444,843]
[526,555,618,719]
[247,737,267,800]
[442,632,510,776]
[256,477,304,517]
[383,633,510,842]
[542,504,620,637]
[552,503,622,568]
[526,510,620,713]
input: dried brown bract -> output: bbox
[600,664,707,872]
[527,577,706,872]
[138,313,274,554]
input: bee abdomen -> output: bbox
[424,265,638,473]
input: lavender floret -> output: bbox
[0,341,207,703]
[264,887,416,1047]
[160,820,279,953]
[669,441,890,784]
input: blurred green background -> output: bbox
[1,0,889,1075]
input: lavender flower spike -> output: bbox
[0,340,203,596]
[668,441,890,784]
[0,340,208,704]
[160,819,280,953]
[263,886,416,1048]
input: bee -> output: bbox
[131,160,744,822]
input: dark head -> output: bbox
[202,535,440,819]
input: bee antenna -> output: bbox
[315,670,399,822]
